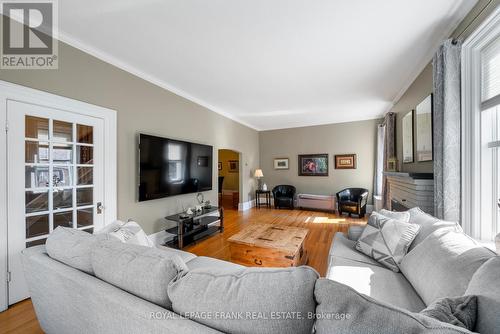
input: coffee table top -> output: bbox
[228,224,308,254]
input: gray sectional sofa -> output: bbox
[21,209,500,334]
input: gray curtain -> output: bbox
[432,39,461,222]
[374,124,385,197]
[382,112,396,209]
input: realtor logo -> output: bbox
[1,0,58,69]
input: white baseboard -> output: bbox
[238,199,255,211]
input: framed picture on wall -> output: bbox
[416,94,433,162]
[298,154,328,176]
[402,110,414,163]
[273,158,289,170]
[228,160,239,173]
[334,154,357,169]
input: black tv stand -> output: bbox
[164,206,223,249]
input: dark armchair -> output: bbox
[336,188,369,218]
[272,185,296,209]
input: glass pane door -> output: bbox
[24,116,95,248]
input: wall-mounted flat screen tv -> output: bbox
[138,134,213,201]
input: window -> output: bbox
[462,7,500,241]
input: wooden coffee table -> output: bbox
[228,224,309,267]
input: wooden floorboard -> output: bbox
[0,207,366,333]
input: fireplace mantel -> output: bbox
[385,172,434,215]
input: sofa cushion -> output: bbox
[46,226,109,275]
[186,256,244,270]
[419,295,477,331]
[347,225,366,241]
[400,229,495,306]
[329,232,383,267]
[356,212,420,272]
[91,239,187,310]
[326,256,425,312]
[157,245,197,263]
[168,266,318,334]
[408,207,462,252]
[465,256,500,334]
[95,220,153,247]
[314,279,473,334]
[380,209,411,222]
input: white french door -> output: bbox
[6,100,105,305]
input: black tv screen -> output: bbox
[138,134,213,201]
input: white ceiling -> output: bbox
[58,0,476,130]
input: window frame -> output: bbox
[462,6,500,240]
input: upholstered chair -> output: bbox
[336,188,369,218]
[272,185,296,209]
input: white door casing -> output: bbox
[0,80,117,311]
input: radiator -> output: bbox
[297,194,336,212]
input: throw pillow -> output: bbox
[407,207,462,252]
[400,228,495,306]
[355,212,420,272]
[314,279,473,334]
[380,209,411,222]
[95,220,153,247]
[419,295,477,330]
[465,256,500,334]
[46,226,109,275]
[91,239,187,310]
[168,266,319,334]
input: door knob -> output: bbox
[97,202,104,214]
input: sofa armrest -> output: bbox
[347,225,366,241]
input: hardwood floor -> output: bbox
[0,207,366,334]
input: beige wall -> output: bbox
[259,119,380,204]
[218,149,240,192]
[392,0,499,173]
[0,40,259,234]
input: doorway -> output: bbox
[217,149,240,210]
[0,81,117,311]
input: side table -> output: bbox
[255,190,272,208]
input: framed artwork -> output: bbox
[387,157,398,172]
[273,158,289,170]
[228,160,239,173]
[402,110,414,163]
[416,94,433,162]
[298,154,328,176]
[335,154,357,169]
[218,162,222,170]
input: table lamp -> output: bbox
[254,169,264,190]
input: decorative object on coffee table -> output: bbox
[298,154,328,176]
[228,224,309,267]
[334,154,356,169]
[254,168,264,190]
[274,158,289,170]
